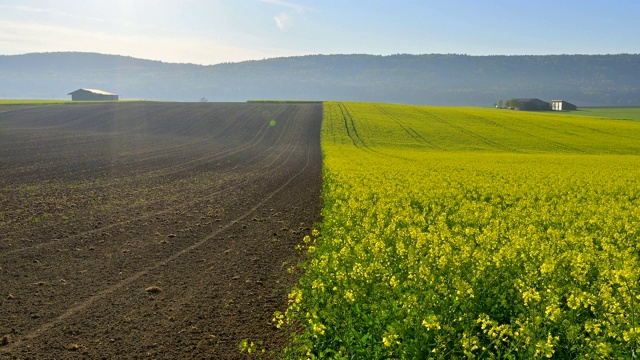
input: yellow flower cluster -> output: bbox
[282,102,640,358]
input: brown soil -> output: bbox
[0,102,323,359]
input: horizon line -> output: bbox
[3,51,640,67]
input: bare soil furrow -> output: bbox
[0,102,322,359]
[0,114,301,255]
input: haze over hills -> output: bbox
[1,52,639,106]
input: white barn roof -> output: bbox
[68,88,117,96]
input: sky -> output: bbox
[1,0,639,65]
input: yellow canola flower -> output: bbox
[382,334,400,347]
[344,290,356,303]
[535,333,558,358]
[422,315,441,330]
[522,289,541,307]
[311,321,326,338]
[288,288,302,305]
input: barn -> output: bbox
[68,88,118,101]
[516,98,550,111]
[551,100,577,111]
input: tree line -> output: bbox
[496,99,519,109]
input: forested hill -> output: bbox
[2,52,639,106]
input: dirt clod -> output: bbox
[1,335,12,346]
[144,286,163,294]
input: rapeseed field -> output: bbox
[281,102,640,359]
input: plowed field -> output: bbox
[0,102,323,359]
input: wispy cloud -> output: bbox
[0,4,105,23]
[1,4,67,16]
[0,20,303,64]
[274,12,293,31]
[260,0,307,32]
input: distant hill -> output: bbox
[1,52,639,106]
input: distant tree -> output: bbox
[507,98,518,109]
[199,97,208,102]
[497,99,503,108]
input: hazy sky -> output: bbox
[1,0,639,65]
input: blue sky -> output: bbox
[1,0,639,65]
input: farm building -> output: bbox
[551,100,577,111]
[516,98,550,111]
[68,88,118,101]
